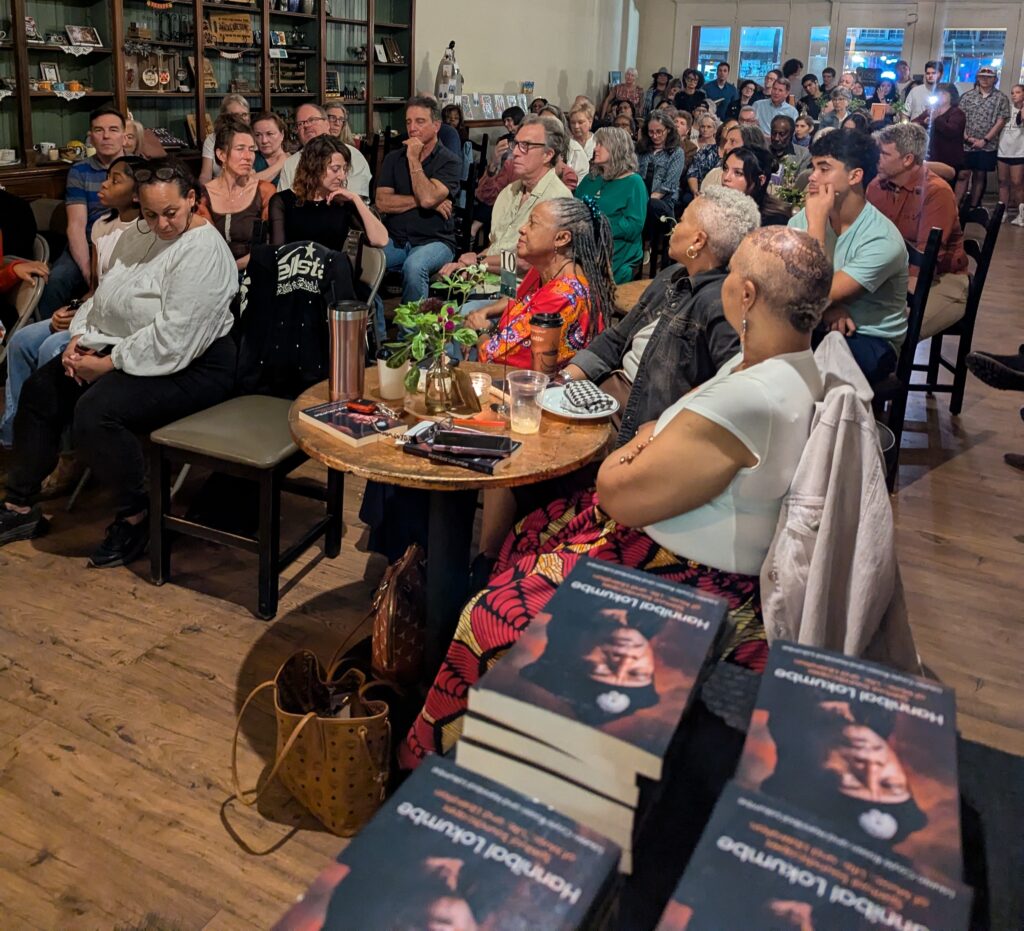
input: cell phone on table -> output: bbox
[346,398,377,414]
[432,431,516,457]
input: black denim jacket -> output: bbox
[573,265,739,447]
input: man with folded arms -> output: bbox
[868,122,968,338]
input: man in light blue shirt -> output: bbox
[753,77,798,134]
[704,61,738,117]
[788,128,909,382]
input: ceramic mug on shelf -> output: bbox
[34,141,56,155]
[0,149,16,164]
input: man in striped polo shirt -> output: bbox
[38,105,126,317]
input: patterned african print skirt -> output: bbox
[398,489,768,770]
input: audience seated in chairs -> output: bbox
[199,94,250,185]
[399,225,833,768]
[642,68,673,121]
[279,103,373,200]
[673,68,708,117]
[769,114,810,170]
[789,129,909,382]
[722,146,792,226]
[799,75,823,120]
[0,186,38,264]
[569,101,597,162]
[819,87,853,130]
[600,67,644,121]
[2,156,145,454]
[0,159,238,568]
[638,111,686,238]
[753,77,798,134]
[698,121,744,192]
[269,135,388,254]
[727,80,761,121]
[538,104,590,178]
[574,127,647,283]
[374,96,462,338]
[39,105,127,318]
[686,116,726,198]
[867,123,969,337]
[251,111,289,187]
[671,109,700,168]
[197,118,276,272]
[443,115,571,278]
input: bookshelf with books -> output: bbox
[0,0,415,190]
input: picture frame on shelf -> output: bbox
[40,61,61,84]
[325,70,340,95]
[374,43,387,63]
[45,32,68,46]
[269,30,287,46]
[65,25,103,47]
[25,17,43,43]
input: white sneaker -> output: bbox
[1012,205,1024,227]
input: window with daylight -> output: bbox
[693,27,732,83]
[739,26,784,83]
[941,29,1007,87]
[843,28,905,78]
[808,27,830,78]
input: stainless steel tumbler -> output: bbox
[328,301,368,401]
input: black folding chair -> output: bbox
[872,227,942,491]
[910,204,1004,415]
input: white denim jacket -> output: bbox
[759,333,921,673]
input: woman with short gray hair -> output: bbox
[688,184,762,265]
[575,127,646,282]
[820,86,853,129]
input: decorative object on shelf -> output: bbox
[127,23,152,41]
[325,70,340,95]
[175,67,190,91]
[300,0,315,13]
[374,43,387,63]
[25,17,43,42]
[287,0,301,11]
[349,45,367,61]
[0,91,12,104]
[209,13,253,45]
[45,32,69,45]
[0,149,17,165]
[61,140,86,160]
[359,80,366,100]
[142,67,160,88]
[40,61,62,84]
[433,41,460,105]
[385,267,498,406]
[230,78,257,94]
[288,26,305,46]
[147,0,174,10]
[54,89,87,101]
[383,36,405,65]
[67,80,83,92]
[269,30,287,46]
[65,25,103,47]
[187,55,218,91]
[28,78,40,92]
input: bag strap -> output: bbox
[325,625,373,681]
[231,679,320,806]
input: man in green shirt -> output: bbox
[789,128,908,382]
[574,126,647,283]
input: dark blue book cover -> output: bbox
[273,757,620,930]
[657,783,972,930]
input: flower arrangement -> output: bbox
[775,155,807,210]
[385,264,500,393]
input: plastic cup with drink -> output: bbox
[507,369,549,434]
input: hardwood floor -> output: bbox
[1,222,1022,929]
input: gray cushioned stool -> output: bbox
[149,395,344,619]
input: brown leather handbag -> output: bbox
[231,648,391,836]
[370,542,427,686]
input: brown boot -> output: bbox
[38,454,85,501]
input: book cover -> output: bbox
[656,783,971,930]
[272,757,620,930]
[401,429,521,475]
[298,400,406,447]
[471,558,725,779]
[481,95,495,120]
[735,642,962,882]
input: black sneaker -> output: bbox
[0,503,48,546]
[89,516,149,568]
[966,352,1024,392]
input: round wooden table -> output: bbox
[290,362,613,675]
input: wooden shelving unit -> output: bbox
[0,0,414,191]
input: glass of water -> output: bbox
[507,370,550,434]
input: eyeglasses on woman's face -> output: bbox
[328,115,347,126]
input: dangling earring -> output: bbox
[740,315,748,349]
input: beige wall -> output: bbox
[414,0,639,110]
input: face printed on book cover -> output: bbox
[580,609,656,689]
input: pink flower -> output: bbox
[445,321,455,331]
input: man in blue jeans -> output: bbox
[373,96,461,344]
[38,105,126,318]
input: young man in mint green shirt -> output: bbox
[788,128,908,382]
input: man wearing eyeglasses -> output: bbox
[277,102,373,198]
[372,96,462,340]
[441,115,571,276]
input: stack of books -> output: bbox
[455,558,728,874]
[656,642,972,928]
[273,757,621,931]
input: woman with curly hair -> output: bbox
[268,134,387,252]
[673,67,707,116]
[637,110,685,234]
[574,127,646,282]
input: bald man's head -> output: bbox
[727,227,832,333]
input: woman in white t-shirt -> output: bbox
[199,93,251,186]
[998,83,1024,226]
[399,225,834,768]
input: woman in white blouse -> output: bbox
[0,160,238,568]
[400,221,835,767]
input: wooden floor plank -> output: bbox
[0,219,1021,928]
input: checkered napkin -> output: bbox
[563,379,616,414]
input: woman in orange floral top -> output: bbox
[464,197,616,368]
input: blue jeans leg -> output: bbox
[0,321,69,447]
[400,241,455,304]
[38,248,87,319]
[375,239,414,346]
[844,332,898,383]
